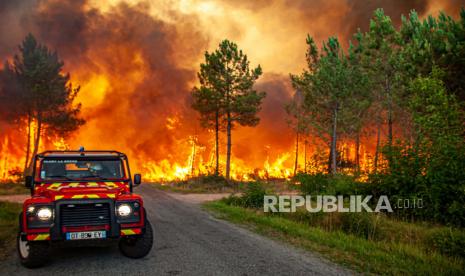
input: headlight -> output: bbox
[37,207,53,221]
[117,204,132,217]
[115,201,141,223]
[26,204,54,228]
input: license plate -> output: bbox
[66,231,106,240]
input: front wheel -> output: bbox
[119,220,153,258]
[17,234,50,268]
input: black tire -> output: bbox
[17,234,50,268]
[119,220,153,258]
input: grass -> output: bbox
[0,201,22,260]
[0,181,29,195]
[204,201,465,275]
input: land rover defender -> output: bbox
[17,150,153,268]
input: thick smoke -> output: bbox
[0,0,462,176]
[0,0,208,171]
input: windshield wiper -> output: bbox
[46,175,74,181]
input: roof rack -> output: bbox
[38,150,126,158]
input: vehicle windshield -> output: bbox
[40,159,125,180]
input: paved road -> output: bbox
[1,185,351,275]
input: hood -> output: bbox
[34,181,130,200]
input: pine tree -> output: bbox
[292,36,366,174]
[10,34,84,173]
[362,9,402,171]
[192,40,265,179]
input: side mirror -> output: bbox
[133,174,142,186]
[25,176,33,188]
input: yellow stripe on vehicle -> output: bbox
[107,194,116,198]
[55,195,64,200]
[48,183,61,190]
[71,194,100,199]
[121,229,136,235]
[34,234,50,241]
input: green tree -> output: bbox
[380,69,465,225]
[10,34,84,173]
[409,70,465,225]
[344,37,372,173]
[293,36,366,174]
[362,9,403,172]
[400,9,465,104]
[192,40,265,179]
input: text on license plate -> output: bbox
[66,231,106,240]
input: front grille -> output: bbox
[60,203,111,227]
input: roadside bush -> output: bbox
[327,175,363,196]
[426,228,465,258]
[223,182,267,209]
[241,182,267,208]
[222,195,244,206]
[296,173,363,196]
[296,173,328,195]
[340,212,382,240]
[0,201,22,260]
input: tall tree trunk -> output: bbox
[355,131,360,174]
[29,112,42,173]
[215,110,219,176]
[225,111,232,180]
[293,131,299,176]
[304,139,307,174]
[386,77,394,171]
[386,77,393,148]
[330,104,338,175]
[374,119,381,174]
[191,138,196,176]
[24,113,32,175]
[328,143,333,173]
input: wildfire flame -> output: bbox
[0,0,455,182]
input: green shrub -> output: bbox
[0,201,22,260]
[223,182,267,209]
[340,212,382,240]
[241,182,267,208]
[296,173,363,197]
[327,175,363,196]
[426,228,465,258]
[296,173,329,195]
[222,195,244,206]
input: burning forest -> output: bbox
[0,0,463,182]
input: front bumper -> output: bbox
[22,199,144,241]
